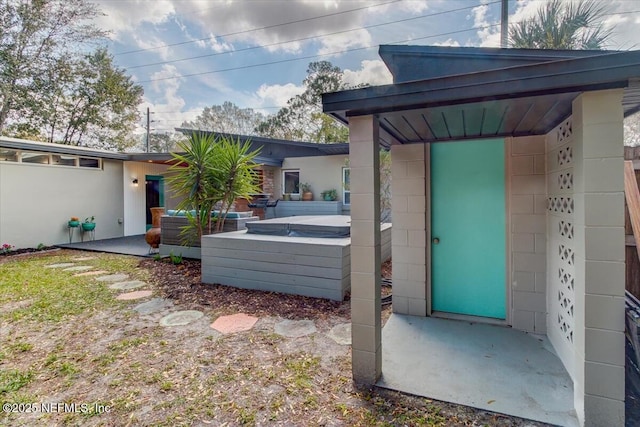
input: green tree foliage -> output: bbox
[0,0,106,133]
[509,0,612,50]
[166,132,261,243]
[181,101,266,136]
[257,61,349,143]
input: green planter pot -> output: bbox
[82,222,96,231]
[68,220,80,228]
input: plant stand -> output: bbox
[81,227,96,242]
[67,225,78,243]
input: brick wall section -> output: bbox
[509,136,547,333]
[390,143,427,317]
[262,167,275,196]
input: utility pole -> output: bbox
[145,107,155,153]
[500,0,509,48]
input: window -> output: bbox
[0,149,18,162]
[342,167,350,205]
[282,170,299,194]
[21,152,50,164]
[79,157,101,168]
[52,154,77,166]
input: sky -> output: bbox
[93,0,640,134]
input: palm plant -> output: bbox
[166,132,262,243]
[509,0,612,50]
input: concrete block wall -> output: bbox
[390,143,427,317]
[509,136,547,333]
[570,90,626,427]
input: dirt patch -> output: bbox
[0,252,549,426]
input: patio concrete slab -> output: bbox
[108,280,147,291]
[57,234,151,257]
[274,319,317,337]
[74,270,109,277]
[116,290,153,300]
[96,273,129,282]
[133,298,173,315]
[159,310,204,327]
[379,314,578,427]
[45,263,75,268]
[327,323,351,345]
[62,265,93,272]
[210,313,258,334]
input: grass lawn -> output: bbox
[0,250,544,426]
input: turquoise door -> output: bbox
[431,139,506,319]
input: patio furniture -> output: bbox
[248,198,279,219]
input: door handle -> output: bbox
[433,237,440,244]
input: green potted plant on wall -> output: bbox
[321,189,338,201]
[300,182,313,201]
[82,216,96,231]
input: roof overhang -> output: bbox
[0,137,129,160]
[323,47,640,146]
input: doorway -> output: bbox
[430,139,506,319]
[145,175,164,230]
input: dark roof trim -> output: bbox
[323,50,640,118]
[175,128,349,158]
[0,137,128,160]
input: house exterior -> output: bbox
[322,45,640,426]
[0,134,349,249]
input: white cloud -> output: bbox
[95,0,176,40]
[434,38,461,47]
[317,28,372,56]
[342,60,392,87]
[255,83,305,107]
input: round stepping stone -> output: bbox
[74,270,109,277]
[108,280,146,291]
[62,265,93,272]
[96,273,129,282]
[116,290,153,301]
[327,323,351,345]
[133,298,173,315]
[210,313,259,334]
[45,263,75,269]
[72,256,97,261]
[274,319,317,338]
[159,310,204,327]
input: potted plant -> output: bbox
[321,189,338,201]
[82,216,96,231]
[300,182,313,201]
[68,217,80,227]
[283,193,291,201]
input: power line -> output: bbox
[115,0,402,56]
[126,1,499,71]
[137,23,502,84]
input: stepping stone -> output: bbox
[210,313,259,334]
[96,273,129,282]
[274,319,317,338]
[159,310,204,327]
[62,266,93,272]
[133,298,173,315]
[71,256,96,261]
[108,280,146,291]
[45,263,75,268]
[74,270,109,277]
[327,323,351,345]
[116,290,153,301]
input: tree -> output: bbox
[509,0,612,50]
[0,0,107,133]
[166,132,261,243]
[181,102,266,136]
[257,61,349,143]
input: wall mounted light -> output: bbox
[132,178,139,186]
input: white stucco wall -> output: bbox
[122,161,178,236]
[0,159,124,248]
[276,155,348,202]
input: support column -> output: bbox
[572,89,625,426]
[349,115,382,384]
